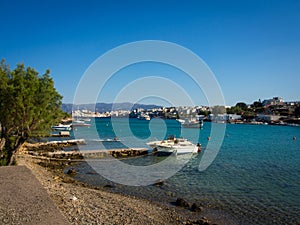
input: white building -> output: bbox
[262,97,284,106]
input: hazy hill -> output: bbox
[62,102,162,113]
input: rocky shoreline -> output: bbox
[17,142,220,225]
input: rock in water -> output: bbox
[153,179,164,186]
[67,168,77,175]
[175,198,190,208]
[191,203,203,212]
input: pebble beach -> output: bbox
[15,145,216,225]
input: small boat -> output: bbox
[72,121,91,127]
[147,136,199,155]
[72,118,91,127]
[51,124,72,131]
[51,131,70,137]
[177,118,204,128]
[137,114,151,120]
[76,117,91,122]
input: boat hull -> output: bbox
[72,123,90,127]
[51,125,72,131]
[147,138,199,155]
[178,119,204,129]
[181,123,203,128]
[155,145,198,154]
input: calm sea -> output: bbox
[69,118,300,224]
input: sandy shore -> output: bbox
[16,148,215,225]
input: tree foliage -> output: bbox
[0,60,64,165]
[252,101,263,108]
[226,101,266,119]
[295,105,300,118]
[235,102,248,110]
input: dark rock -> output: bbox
[66,168,77,175]
[166,191,176,197]
[184,218,211,225]
[153,179,165,186]
[175,197,190,208]
[86,171,98,175]
[112,151,120,158]
[103,184,115,188]
[191,203,203,212]
[200,217,210,225]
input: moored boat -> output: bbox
[177,118,204,128]
[147,136,199,155]
[51,124,72,131]
[72,121,91,127]
[137,114,151,120]
[72,118,91,127]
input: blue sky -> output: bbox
[1,0,300,106]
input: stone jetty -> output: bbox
[22,140,149,160]
[28,148,149,160]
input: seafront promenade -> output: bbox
[0,166,69,225]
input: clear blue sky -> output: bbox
[1,0,300,106]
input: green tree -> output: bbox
[226,106,242,115]
[295,105,300,118]
[0,60,64,165]
[235,102,248,110]
[250,101,265,114]
[251,101,263,108]
[198,110,211,117]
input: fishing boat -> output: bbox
[147,136,199,155]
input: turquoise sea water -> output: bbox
[70,118,300,224]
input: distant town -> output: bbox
[69,97,300,125]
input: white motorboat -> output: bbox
[72,120,91,127]
[177,118,204,128]
[137,114,151,120]
[147,136,200,155]
[71,117,91,127]
[51,124,72,131]
[80,118,91,122]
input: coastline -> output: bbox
[16,143,219,225]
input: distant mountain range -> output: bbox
[62,102,162,113]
